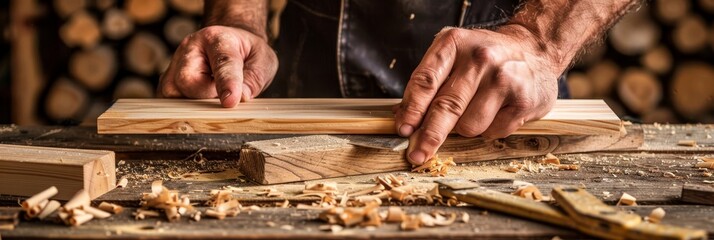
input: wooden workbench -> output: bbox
[0,124,713,239]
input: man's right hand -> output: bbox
[157,26,278,108]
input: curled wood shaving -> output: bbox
[59,189,94,226]
[617,192,637,206]
[257,188,284,197]
[539,153,560,165]
[133,209,160,220]
[558,164,580,171]
[412,155,456,177]
[37,200,61,220]
[400,214,421,231]
[117,177,129,188]
[98,202,124,214]
[513,185,544,201]
[140,180,195,222]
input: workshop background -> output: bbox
[0,0,713,125]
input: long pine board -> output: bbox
[0,144,115,200]
[97,99,622,135]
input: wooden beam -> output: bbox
[98,99,623,135]
[0,144,115,200]
[681,183,714,206]
[238,125,643,184]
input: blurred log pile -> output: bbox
[569,0,714,123]
[10,0,204,125]
[6,0,713,124]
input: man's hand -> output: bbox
[157,26,278,108]
[395,25,562,165]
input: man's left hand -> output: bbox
[395,25,563,165]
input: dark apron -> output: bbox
[263,0,569,99]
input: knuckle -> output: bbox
[471,46,497,63]
[431,94,468,116]
[438,27,464,43]
[409,68,440,92]
[455,122,487,138]
[419,128,446,148]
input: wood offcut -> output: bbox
[0,144,116,200]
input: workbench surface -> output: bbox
[0,124,713,239]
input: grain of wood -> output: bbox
[609,9,660,55]
[59,10,101,49]
[673,15,708,53]
[124,0,166,24]
[101,8,134,40]
[671,62,714,119]
[69,45,117,91]
[618,68,661,115]
[238,127,642,184]
[124,32,168,76]
[169,0,204,15]
[45,78,88,121]
[640,45,672,74]
[98,99,622,135]
[0,144,115,200]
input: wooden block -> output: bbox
[681,183,714,206]
[0,144,115,200]
[98,99,623,135]
[239,126,643,184]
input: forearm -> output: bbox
[503,0,641,71]
[204,0,269,41]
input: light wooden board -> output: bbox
[0,144,115,200]
[97,99,623,135]
[238,125,643,184]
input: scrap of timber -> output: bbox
[97,99,623,135]
[239,125,643,184]
[0,144,115,200]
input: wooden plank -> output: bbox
[681,183,714,206]
[238,126,643,184]
[97,99,623,135]
[0,144,115,200]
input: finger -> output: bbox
[406,65,483,165]
[452,68,509,138]
[395,28,460,137]
[205,32,245,108]
[174,42,216,99]
[480,106,529,139]
[240,44,277,101]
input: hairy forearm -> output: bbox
[204,0,269,41]
[503,0,641,71]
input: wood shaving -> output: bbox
[139,180,195,221]
[695,162,714,169]
[512,185,544,201]
[558,164,580,171]
[647,207,665,223]
[98,202,124,214]
[677,140,697,147]
[117,177,128,188]
[411,155,456,177]
[539,153,561,165]
[616,192,637,206]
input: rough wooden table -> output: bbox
[0,124,713,239]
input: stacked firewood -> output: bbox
[569,0,714,123]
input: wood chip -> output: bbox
[306,182,338,191]
[98,202,124,214]
[541,153,561,165]
[205,209,226,220]
[512,185,544,201]
[133,209,160,220]
[37,200,61,220]
[647,207,665,223]
[400,214,421,231]
[81,205,112,219]
[461,213,470,223]
[558,164,581,171]
[412,155,456,177]
[617,192,637,206]
[385,206,405,223]
[21,186,58,211]
[695,162,714,169]
[69,213,93,226]
[678,140,697,147]
[117,177,128,188]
